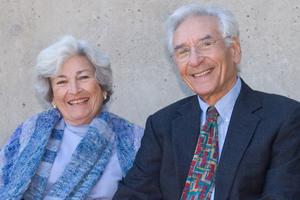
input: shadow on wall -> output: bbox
[35,91,52,110]
[164,46,195,98]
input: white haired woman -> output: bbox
[0,35,144,199]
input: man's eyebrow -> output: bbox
[174,44,185,51]
[199,35,212,41]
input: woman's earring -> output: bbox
[103,96,107,100]
[53,104,57,109]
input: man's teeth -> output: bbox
[69,98,88,105]
[194,68,213,77]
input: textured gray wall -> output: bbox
[1,0,300,147]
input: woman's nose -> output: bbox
[68,80,82,94]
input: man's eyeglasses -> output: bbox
[173,37,229,63]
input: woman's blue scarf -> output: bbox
[0,108,144,199]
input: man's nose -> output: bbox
[189,48,205,67]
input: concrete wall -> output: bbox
[1,0,300,147]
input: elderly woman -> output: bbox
[0,35,144,199]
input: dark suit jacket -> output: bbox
[114,80,300,200]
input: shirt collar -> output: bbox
[197,77,242,124]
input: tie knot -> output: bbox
[207,106,218,121]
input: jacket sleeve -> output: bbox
[113,115,163,200]
[259,106,300,199]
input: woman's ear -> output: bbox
[231,37,242,64]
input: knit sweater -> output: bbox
[0,108,144,199]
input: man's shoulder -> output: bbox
[240,79,300,110]
[151,95,197,118]
[240,81,300,118]
[255,90,299,105]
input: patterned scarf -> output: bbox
[0,108,143,199]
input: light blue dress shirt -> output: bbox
[197,77,241,200]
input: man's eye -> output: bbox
[202,40,213,47]
[196,40,214,51]
[178,48,190,55]
[204,42,212,46]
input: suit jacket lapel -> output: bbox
[215,80,262,200]
[172,95,201,195]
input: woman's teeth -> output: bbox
[68,98,88,105]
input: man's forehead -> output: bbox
[177,15,220,32]
[173,16,221,46]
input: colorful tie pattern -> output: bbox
[181,106,219,200]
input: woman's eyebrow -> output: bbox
[76,69,89,75]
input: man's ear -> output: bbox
[231,37,242,64]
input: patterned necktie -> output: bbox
[181,106,219,200]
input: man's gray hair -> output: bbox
[165,4,240,53]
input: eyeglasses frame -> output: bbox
[173,36,231,63]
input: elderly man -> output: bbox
[113,4,300,200]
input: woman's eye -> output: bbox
[79,76,90,80]
[57,80,67,84]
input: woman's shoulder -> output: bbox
[23,108,61,125]
[105,111,144,150]
[105,111,144,134]
[105,112,144,176]
[8,109,62,147]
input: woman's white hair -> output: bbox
[165,4,240,53]
[34,35,113,104]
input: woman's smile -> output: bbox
[68,98,89,105]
